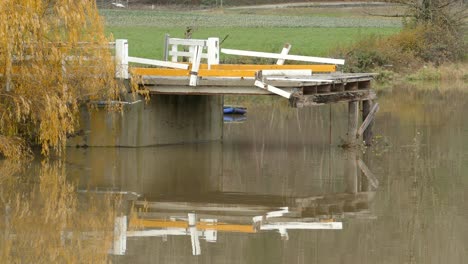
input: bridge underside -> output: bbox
[139,73,376,108]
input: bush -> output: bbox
[335,24,467,73]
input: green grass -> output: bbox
[103,8,401,60]
[108,27,400,59]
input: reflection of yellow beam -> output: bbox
[198,223,256,233]
[130,218,188,228]
[129,218,256,233]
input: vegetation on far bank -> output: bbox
[334,0,467,80]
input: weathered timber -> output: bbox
[361,100,377,145]
[347,102,359,146]
[290,90,376,108]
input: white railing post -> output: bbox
[115,39,129,79]
[207,37,220,69]
[171,44,179,62]
[189,45,203,87]
[163,34,170,61]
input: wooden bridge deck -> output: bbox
[135,71,376,108]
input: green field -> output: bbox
[102,7,401,60]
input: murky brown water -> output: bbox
[1,82,467,263]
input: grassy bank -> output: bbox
[102,7,401,60]
[102,5,465,81]
[108,26,399,59]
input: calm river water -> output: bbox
[1,82,467,263]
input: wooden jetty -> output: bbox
[115,36,378,146]
[2,37,378,146]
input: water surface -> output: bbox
[1,82,467,263]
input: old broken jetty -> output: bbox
[113,36,378,146]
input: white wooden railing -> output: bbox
[114,37,345,88]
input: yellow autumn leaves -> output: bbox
[0,0,121,159]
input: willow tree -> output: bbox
[0,0,121,159]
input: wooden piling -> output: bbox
[347,101,359,146]
[362,100,374,146]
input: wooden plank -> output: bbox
[258,69,312,77]
[146,85,276,95]
[254,80,292,99]
[276,43,291,65]
[357,102,379,137]
[132,68,258,77]
[132,68,189,76]
[291,90,377,108]
[265,77,332,83]
[128,57,189,69]
[221,48,345,65]
[168,38,206,46]
[358,159,379,189]
[169,51,209,59]
[133,68,336,79]
[208,64,336,72]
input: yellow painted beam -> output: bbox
[132,68,258,78]
[131,68,189,77]
[208,64,336,72]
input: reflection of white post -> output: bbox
[113,216,127,255]
[202,219,218,242]
[279,227,289,240]
[115,39,129,79]
[188,213,201,255]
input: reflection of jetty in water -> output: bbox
[108,155,378,256]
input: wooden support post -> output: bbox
[362,100,375,146]
[115,39,129,79]
[347,101,359,146]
